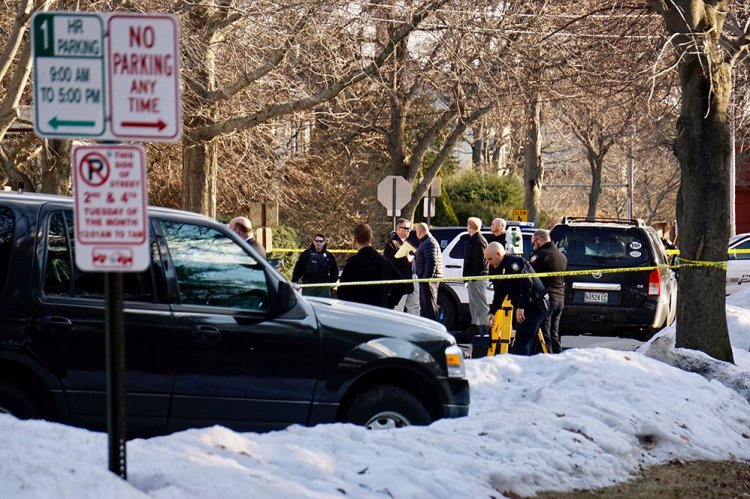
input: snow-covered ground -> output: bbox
[2,291,750,498]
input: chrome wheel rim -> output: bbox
[364,411,411,430]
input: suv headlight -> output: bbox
[444,345,466,378]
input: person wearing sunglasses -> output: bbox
[383,218,420,315]
[292,233,339,297]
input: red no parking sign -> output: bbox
[73,144,149,271]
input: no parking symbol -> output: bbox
[79,152,110,187]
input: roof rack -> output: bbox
[561,216,645,227]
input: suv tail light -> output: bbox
[648,270,661,296]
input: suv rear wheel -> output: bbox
[437,291,457,331]
[0,380,40,419]
[341,385,432,429]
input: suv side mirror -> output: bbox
[277,280,297,313]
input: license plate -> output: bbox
[584,291,608,304]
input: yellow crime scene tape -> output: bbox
[277,248,749,257]
[667,248,750,256]
[295,263,708,289]
[271,247,740,289]
[270,248,356,254]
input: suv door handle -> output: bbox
[446,265,461,268]
[191,325,222,344]
[38,315,73,333]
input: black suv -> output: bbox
[550,217,677,339]
[0,192,468,434]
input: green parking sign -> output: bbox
[32,12,106,138]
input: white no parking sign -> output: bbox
[73,144,150,272]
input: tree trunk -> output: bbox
[182,132,218,216]
[524,94,543,224]
[41,139,71,194]
[586,151,603,218]
[387,93,408,174]
[673,56,733,362]
[181,4,220,216]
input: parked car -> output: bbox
[0,192,469,434]
[550,217,677,339]
[436,223,535,331]
[727,232,750,295]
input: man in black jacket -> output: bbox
[530,229,568,353]
[338,224,404,308]
[485,241,550,356]
[415,223,443,322]
[487,217,507,247]
[292,234,339,297]
[463,217,489,340]
[383,218,420,315]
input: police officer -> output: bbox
[530,229,567,353]
[292,234,339,297]
[484,241,550,355]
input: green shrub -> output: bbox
[443,170,524,225]
[268,225,301,279]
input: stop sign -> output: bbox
[377,175,411,212]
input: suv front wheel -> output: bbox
[341,385,432,429]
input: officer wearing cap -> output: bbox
[484,241,550,355]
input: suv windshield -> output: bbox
[552,226,652,267]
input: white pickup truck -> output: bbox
[728,233,750,295]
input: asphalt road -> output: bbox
[561,334,644,352]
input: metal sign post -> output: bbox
[72,144,150,480]
[33,10,184,479]
[105,272,126,478]
[427,185,432,226]
[391,177,397,229]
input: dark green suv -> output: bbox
[550,217,677,339]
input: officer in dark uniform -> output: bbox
[484,241,550,355]
[530,229,567,353]
[292,234,339,298]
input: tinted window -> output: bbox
[0,207,14,294]
[43,211,156,301]
[551,226,652,267]
[161,221,269,311]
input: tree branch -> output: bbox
[196,1,447,140]
[205,12,312,104]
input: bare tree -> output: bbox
[177,0,449,217]
[0,0,51,182]
[648,0,750,362]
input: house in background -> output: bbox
[737,149,750,234]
